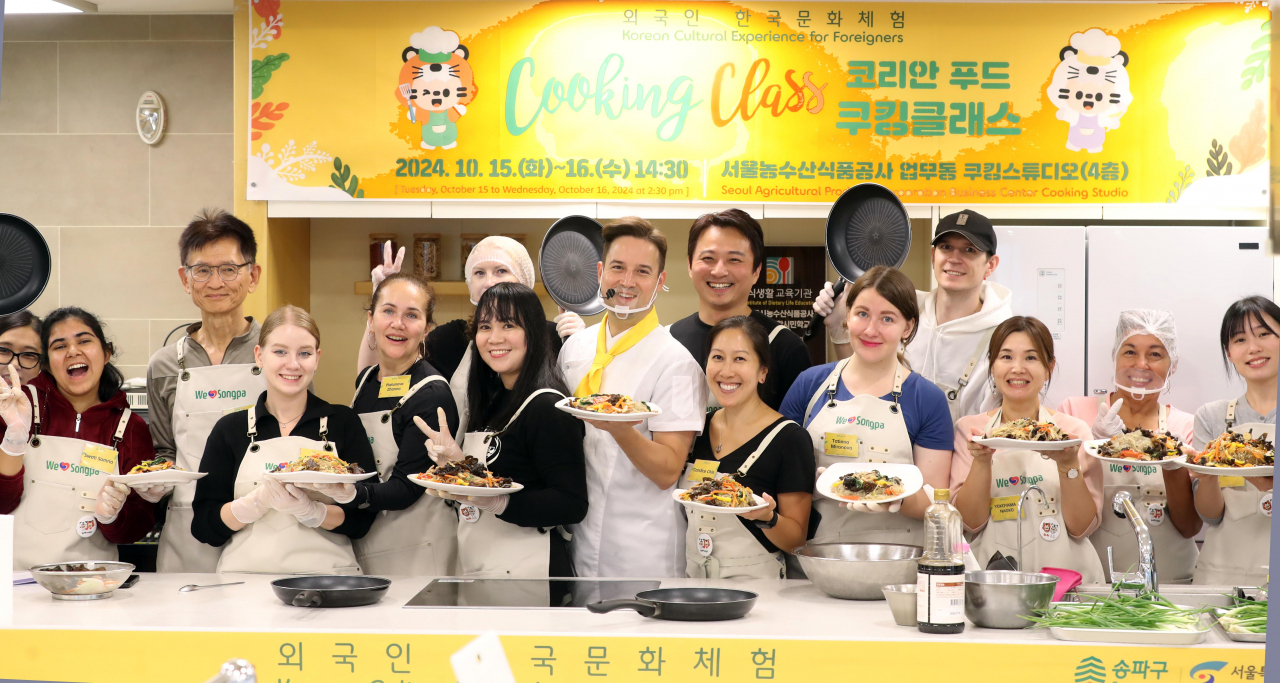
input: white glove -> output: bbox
[554,307,586,339]
[846,500,903,514]
[229,484,273,524]
[414,407,462,464]
[813,281,850,344]
[1092,398,1126,440]
[370,240,405,289]
[135,483,173,504]
[264,478,328,528]
[0,364,32,456]
[298,482,356,504]
[467,494,510,514]
[94,482,130,524]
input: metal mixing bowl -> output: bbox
[965,570,1059,629]
[794,543,923,600]
[881,584,918,626]
[30,561,134,601]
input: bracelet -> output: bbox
[753,510,780,529]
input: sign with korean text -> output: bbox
[247,1,1268,205]
[749,246,826,363]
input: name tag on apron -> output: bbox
[79,444,118,474]
[378,375,412,398]
[824,433,859,458]
[991,495,1020,522]
[687,460,721,485]
[1219,476,1247,489]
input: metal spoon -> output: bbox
[179,581,245,592]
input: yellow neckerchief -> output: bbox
[573,307,660,397]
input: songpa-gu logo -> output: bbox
[995,473,1044,488]
[195,389,248,401]
[834,415,885,430]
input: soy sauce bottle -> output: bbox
[917,488,965,634]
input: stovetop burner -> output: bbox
[404,578,662,609]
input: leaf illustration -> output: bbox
[250,101,289,141]
[251,53,290,100]
[1206,139,1232,176]
[1242,21,1270,89]
[327,157,362,197]
[253,0,280,20]
[1229,99,1267,172]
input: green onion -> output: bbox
[1025,590,1208,631]
[1218,598,1267,634]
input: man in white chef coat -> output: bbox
[560,216,708,578]
[814,209,1012,421]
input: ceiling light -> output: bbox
[5,0,97,13]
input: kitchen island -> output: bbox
[3,573,1265,682]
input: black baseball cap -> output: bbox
[932,210,996,254]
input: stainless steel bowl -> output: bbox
[881,584,918,626]
[30,561,134,601]
[794,543,923,600]
[964,570,1059,629]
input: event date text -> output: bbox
[393,157,692,180]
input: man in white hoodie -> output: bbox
[812,209,1012,421]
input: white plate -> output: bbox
[672,487,769,515]
[410,476,524,497]
[1082,439,1183,470]
[815,462,923,505]
[972,436,1082,450]
[266,471,377,484]
[108,470,207,486]
[1176,457,1273,478]
[555,397,662,422]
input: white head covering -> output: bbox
[1111,309,1178,397]
[464,236,535,304]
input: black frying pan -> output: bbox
[586,587,757,621]
[271,575,390,608]
[805,184,912,339]
[0,213,52,315]
[540,215,605,316]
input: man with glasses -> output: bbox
[145,210,267,572]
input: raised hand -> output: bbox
[414,407,462,465]
[371,240,406,289]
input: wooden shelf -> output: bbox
[355,281,548,297]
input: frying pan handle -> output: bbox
[586,599,658,618]
[292,590,323,608]
[804,279,846,340]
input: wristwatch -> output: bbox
[1060,467,1080,480]
[754,510,780,529]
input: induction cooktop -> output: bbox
[404,578,662,609]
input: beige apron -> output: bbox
[681,420,794,579]
[931,328,996,423]
[1089,401,1198,583]
[157,336,266,573]
[349,366,456,576]
[455,388,562,577]
[12,386,128,569]
[449,345,472,442]
[803,361,921,545]
[216,411,360,575]
[969,407,1105,584]
[1193,399,1272,586]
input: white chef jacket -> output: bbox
[905,281,1013,421]
[560,320,708,578]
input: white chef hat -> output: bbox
[1112,309,1179,375]
[465,236,535,303]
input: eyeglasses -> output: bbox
[187,262,252,282]
[0,347,41,370]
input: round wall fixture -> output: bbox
[136,91,166,145]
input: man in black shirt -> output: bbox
[669,209,811,409]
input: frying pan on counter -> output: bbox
[539,215,606,316]
[586,587,758,621]
[271,575,391,608]
[0,213,51,315]
[804,184,912,339]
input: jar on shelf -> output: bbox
[369,233,398,274]
[460,233,487,278]
[413,233,441,281]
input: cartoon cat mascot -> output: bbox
[396,27,477,150]
[1048,28,1132,153]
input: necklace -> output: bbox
[277,412,304,427]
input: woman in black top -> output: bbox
[681,316,814,579]
[416,283,587,578]
[192,306,378,575]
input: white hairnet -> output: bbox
[1112,309,1179,375]
[464,236,535,301]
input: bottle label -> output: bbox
[917,571,964,624]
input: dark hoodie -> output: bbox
[0,372,156,544]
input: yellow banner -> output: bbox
[245,1,1269,205]
[0,629,1265,682]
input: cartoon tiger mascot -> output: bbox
[396,26,477,150]
[1048,28,1132,153]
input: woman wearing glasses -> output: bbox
[0,312,42,386]
[146,211,268,573]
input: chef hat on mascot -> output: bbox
[465,236,536,305]
[1110,309,1179,397]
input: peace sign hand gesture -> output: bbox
[371,240,406,289]
[414,407,463,466]
[0,364,33,455]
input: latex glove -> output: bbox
[0,364,32,456]
[846,499,903,514]
[135,483,173,504]
[229,485,273,525]
[264,478,328,528]
[94,482,130,524]
[1091,398,1126,440]
[298,482,357,504]
[414,407,462,464]
[371,240,405,289]
[813,281,850,344]
[466,494,509,514]
[554,307,586,339]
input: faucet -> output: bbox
[1016,484,1050,573]
[1112,491,1159,593]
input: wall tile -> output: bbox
[26,225,60,316]
[0,135,149,226]
[3,14,150,42]
[116,365,149,383]
[150,15,233,41]
[60,226,199,319]
[58,41,233,135]
[0,42,58,134]
[150,319,198,359]
[101,318,150,368]
[150,134,233,226]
